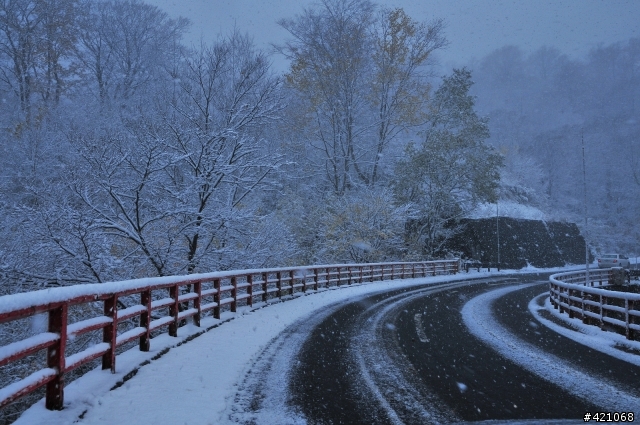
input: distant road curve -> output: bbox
[229,277,640,424]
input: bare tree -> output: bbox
[278,1,446,193]
[63,126,184,278]
[162,31,284,273]
[370,8,446,184]
[74,0,189,103]
[0,0,81,121]
[37,0,79,104]
[0,0,42,118]
[278,0,375,194]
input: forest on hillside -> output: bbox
[0,0,638,298]
[470,41,640,255]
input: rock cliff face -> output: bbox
[444,218,591,269]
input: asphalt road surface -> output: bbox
[230,276,640,424]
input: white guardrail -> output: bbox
[549,268,640,341]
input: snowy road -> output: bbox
[14,273,640,424]
[232,277,639,424]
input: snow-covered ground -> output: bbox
[12,268,639,424]
[468,200,547,221]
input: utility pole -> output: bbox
[496,201,500,271]
[582,130,590,286]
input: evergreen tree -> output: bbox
[393,68,503,257]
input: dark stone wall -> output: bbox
[445,218,591,269]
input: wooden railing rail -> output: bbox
[0,260,459,411]
[549,268,640,342]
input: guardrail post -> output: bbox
[289,270,295,295]
[629,300,636,341]
[169,285,179,337]
[302,271,307,292]
[313,269,319,290]
[102,295,118,371]
[336,267,341,287]
[140,290,151,351]
[568,289,574,319]
[599,294,605,327]
[194,281,202,327]
[624,299,630,340]
[247,274,253,306]
[262,272,268,301]
[213,279,221,319]
[46,304,67,410]
[391,264,395,280]
[231,276,237,312]
[276,272,282,298]
[582,292,589,324]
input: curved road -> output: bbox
[229,277,640,424]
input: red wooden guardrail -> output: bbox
[0,260,459,411]
[549,268,640,341]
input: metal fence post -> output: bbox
[599,294,605,327]
[276,271,282,298]
[169,285,179,337]
[46,304,67,410]
[247,274,253,307]
[102,295,117,370]
[140,290,151,351]
[213,278,221,319]
[231,276,237,312]
[628,300,636,341]
[262,272,268,302]
[194,281,202,326]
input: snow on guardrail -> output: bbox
[549,268,640,342]
[0,260,459,413]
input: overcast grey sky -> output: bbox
[147,0,640,72]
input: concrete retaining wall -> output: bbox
[445,218,591,269]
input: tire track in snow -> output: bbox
[462,284,640,411]
[348,281,470,424]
